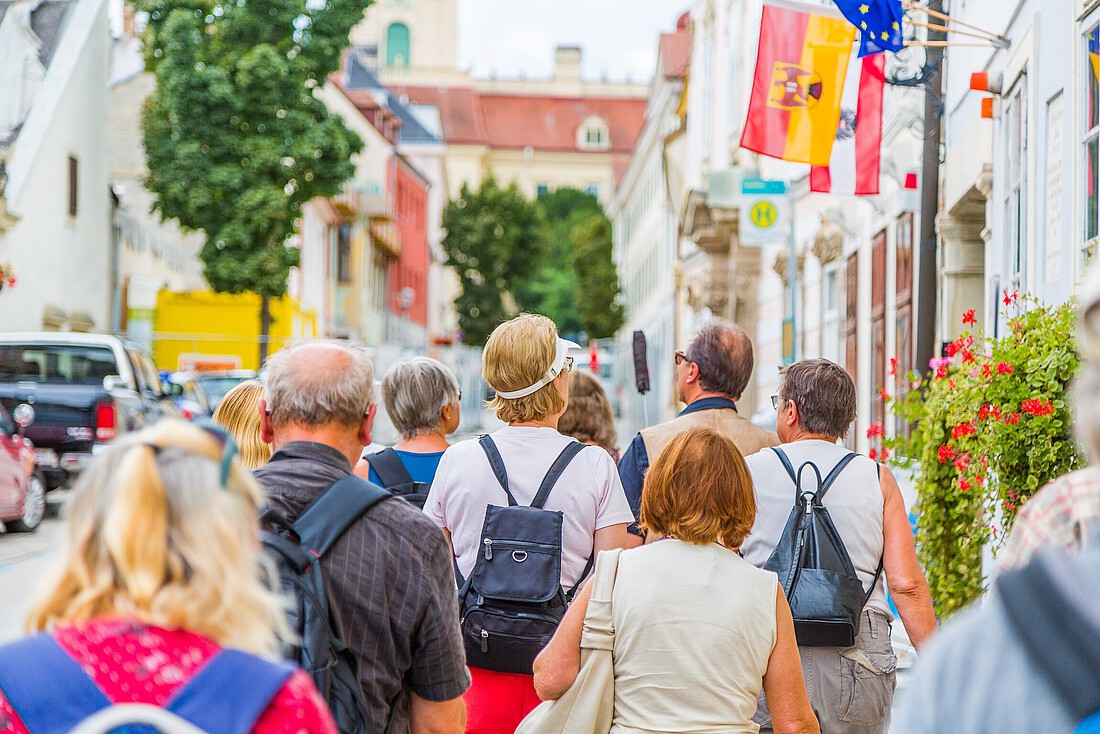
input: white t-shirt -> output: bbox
[424,425,635,587]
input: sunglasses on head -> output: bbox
[145,420,239,488]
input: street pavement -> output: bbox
[0,496,67,643]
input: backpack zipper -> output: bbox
[483,539,559,560]
[480,628,489,653]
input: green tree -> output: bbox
[441,178,546,345]
[135,0,368,361]
[514,188,621,339]
[571,214,624,339]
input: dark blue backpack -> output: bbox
[365,448,433,510]
[0,633,293,734]
[457,436,591,674]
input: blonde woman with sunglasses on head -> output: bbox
[213,379,272,470]
[424,314,634,734]
[0,420,337,734]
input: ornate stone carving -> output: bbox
[812,215,844,264]
[772,248,806,286]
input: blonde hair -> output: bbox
[483,314,566,423]
[640,427,757,547]
[27,420,290,656]
[212,380,270,469]
[558,370,617,451]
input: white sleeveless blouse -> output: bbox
[610,541,778,734]
[741,439,891,620]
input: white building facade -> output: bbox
[0,0,112,332]
[609,19,689,437]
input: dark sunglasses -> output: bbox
[674,350,692,366]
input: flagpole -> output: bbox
[905,40,999,48]
[902,1,1008,44]
[787,187,798,363]
[903,20,1001,43]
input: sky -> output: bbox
[456,0,689,84]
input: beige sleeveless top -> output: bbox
[610,540,778,734]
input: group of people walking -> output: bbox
[0,308,1003,734]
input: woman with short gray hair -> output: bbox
[354,357,461,500]
[741,358,936,734]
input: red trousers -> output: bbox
[463,666,543,734]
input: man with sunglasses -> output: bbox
[618,320,778,546]
[254,341,469,734]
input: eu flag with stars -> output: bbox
[832,0,904,56]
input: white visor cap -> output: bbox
[494,338,581,400]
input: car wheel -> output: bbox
[10,471,46,532]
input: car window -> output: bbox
[126,349,149,393]
[127,348,162,395]
[0,345,117,385]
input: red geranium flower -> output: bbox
[952,421,976,440]
[937,444,957,463]
[961,350,976,364]
[962,309,977,325]
[889,357,898,377]
[959,478,971,492]
[1022,399,1054,417]
[978,403,1001,422]
[868,448,878,460]
[997,362,1014,375]
[880,447,890,460]
[936,365,949,379]
[953,454,971,472]
[1003,412,1022,425]
[866,421,885,439]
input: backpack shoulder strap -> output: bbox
[531,441,587,509]
[999,552,1100,720]
[0,634,111,734]
[366,448,415,489]
[816,452,860,503]
[166,650,295,734]
[770,447,798,485]
[479,435,519,506]
[292,474,392,556]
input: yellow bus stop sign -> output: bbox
[749,200,778,230]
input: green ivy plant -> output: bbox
[874,293,1084,617]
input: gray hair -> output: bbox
[688,320,755,400]
[263,340,374,429]
[779,358,856,439]
[382,357,460,439]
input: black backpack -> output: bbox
[365,448,432,509]
[763,448,883,648]
[457,436,591,674]
[1000,547,1100,733]
[262,475,392,734]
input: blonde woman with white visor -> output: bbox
[424,314,634,734]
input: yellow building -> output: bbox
[153,290,317,372]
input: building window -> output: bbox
[68,155,78,217]
[585,185,599,198]
[336,224,352,283]
[1005,79,1027,290]
[536,184,550,198]
[577,116,610,150]
[821,263,840,363]
[1084,24,1099,266]
[386,23,410,68]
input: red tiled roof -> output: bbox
[391,85,646,154]
[659,27,691,80]
[387,86,489,145]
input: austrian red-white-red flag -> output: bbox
[809,50,885,196]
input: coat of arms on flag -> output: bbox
[740,0,857,167]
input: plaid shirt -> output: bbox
[998,466,1100,572]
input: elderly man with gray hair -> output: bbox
[354,357,461,501]
[618,319,779,546]
[254,341,469,734]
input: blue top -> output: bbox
[367,449,445,486]
[617,397,739,536]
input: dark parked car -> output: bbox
[0,333,175,490]
[0,402,46,532]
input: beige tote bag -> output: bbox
[515,548,623,734]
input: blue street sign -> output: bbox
[742,178,787,196]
